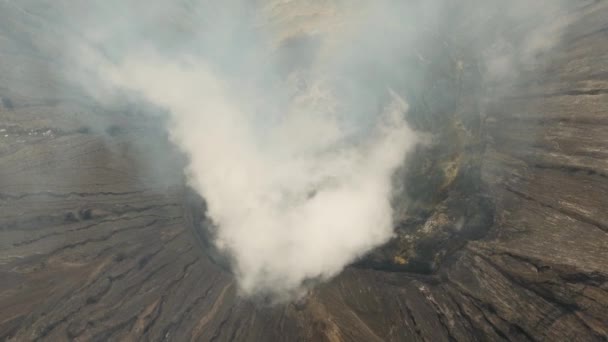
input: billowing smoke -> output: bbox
[72,0,424,297]
[104,55,415,297]
[60,0,573,297]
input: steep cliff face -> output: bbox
[1,1,607,341]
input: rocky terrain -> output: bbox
[1,0,607,341]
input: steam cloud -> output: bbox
[105,56,415,297]
[64,0,572,297]
[76,0,422,297]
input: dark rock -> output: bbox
[1,97,14,110]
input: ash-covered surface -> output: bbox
[1,1,608,341]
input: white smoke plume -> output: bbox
[64,0,574,297]
[74,0,422,297]
[104,55,415,297]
